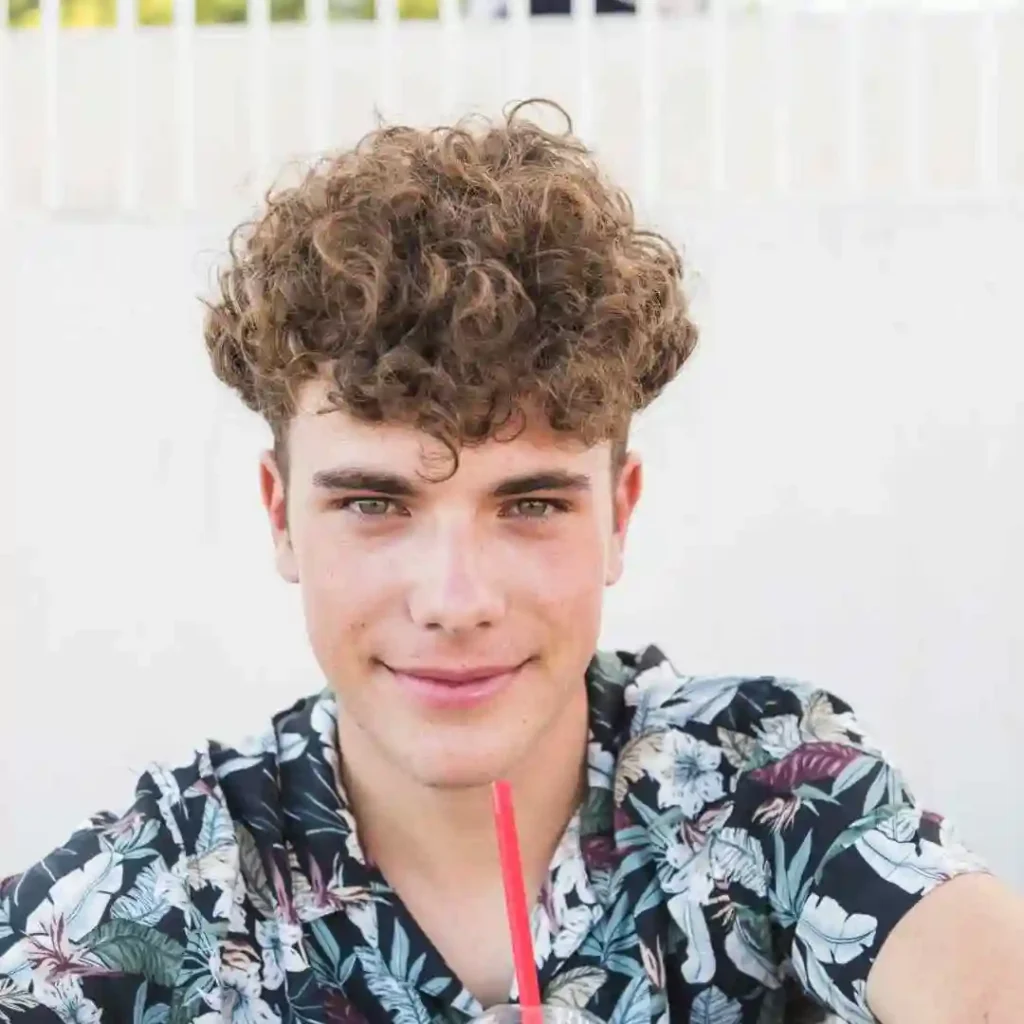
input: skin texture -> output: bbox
[866,872,1024,1024]
[261,380,641,792]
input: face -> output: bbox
[260,381,643,790]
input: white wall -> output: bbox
[2,10,1023,885]
[3,200,1022,883]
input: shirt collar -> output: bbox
[268,649,649,930]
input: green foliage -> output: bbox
[8,0,437,26]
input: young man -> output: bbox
[1,102,1021,1024]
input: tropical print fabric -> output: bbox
[0,646,987,1024]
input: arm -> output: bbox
[867,871,1024,1024]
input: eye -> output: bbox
[339,497,406,518]
[503,498,569,519]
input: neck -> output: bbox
[338,689,589,894]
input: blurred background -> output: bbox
[1,0,1022,885]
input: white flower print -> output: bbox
[254,920,306,991]
[195,945,280,1024]
[659,835,713,904]
[651,731,725,818]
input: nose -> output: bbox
[406,522,506,634]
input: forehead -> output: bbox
[287,380,612,484]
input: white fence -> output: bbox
[1,4,1023,214]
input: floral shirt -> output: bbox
[0,647,986,1024]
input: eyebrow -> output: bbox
[310,467,592,499]
[490,471,592,498]
[311,468,418,496]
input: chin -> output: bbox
[405,748,513,791]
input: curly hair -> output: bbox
[203,99,698,477]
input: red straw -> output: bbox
[492,780,543,1019]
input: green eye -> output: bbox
[343,498,398,517]
[505,499,569,519]
[515,500,553,517]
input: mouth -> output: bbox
[381,660,530,709]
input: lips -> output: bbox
[387,665,522,685]
[383,660,528,709]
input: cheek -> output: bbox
[515,524,609,609]
[293,523,389,636]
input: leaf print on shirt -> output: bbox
[706,829,770,899]
[132,981,170,1024]
[715,730,764,774]
[98,813,163,860]
[746,743,861,795]
[626,662,742,734]
[797,692,858,746]
[177,797,239,922]
[828,755,880,801]
[854,816,979,896]
[751,717,803,762]
[790,944,874,1024]
[608,972,651,1024]
[323,989,369,1024]
[614,733,668,806]
[110,860,183,929]
[0,979,36,1024]
[767,832,814,930]
[545,967,607,1010]
[689,985,743,1024]
[620,799,712,907]
[795,895,877,967]
[667,896,715,985]
[722,908,779,989]
[81,919,185,987]
[234,825,275,920]
[623,661,684,733]
[353,921,432,1024]
[578,891,638,977]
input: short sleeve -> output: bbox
[0,765,198,1024]
[726,679,988,1024]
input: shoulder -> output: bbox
[0,744,239,1016]
[617,645,870,773]
[611,647,988,1022]
[613,645,939,834]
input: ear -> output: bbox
[259,450,299,584]
[606,452,643,586]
